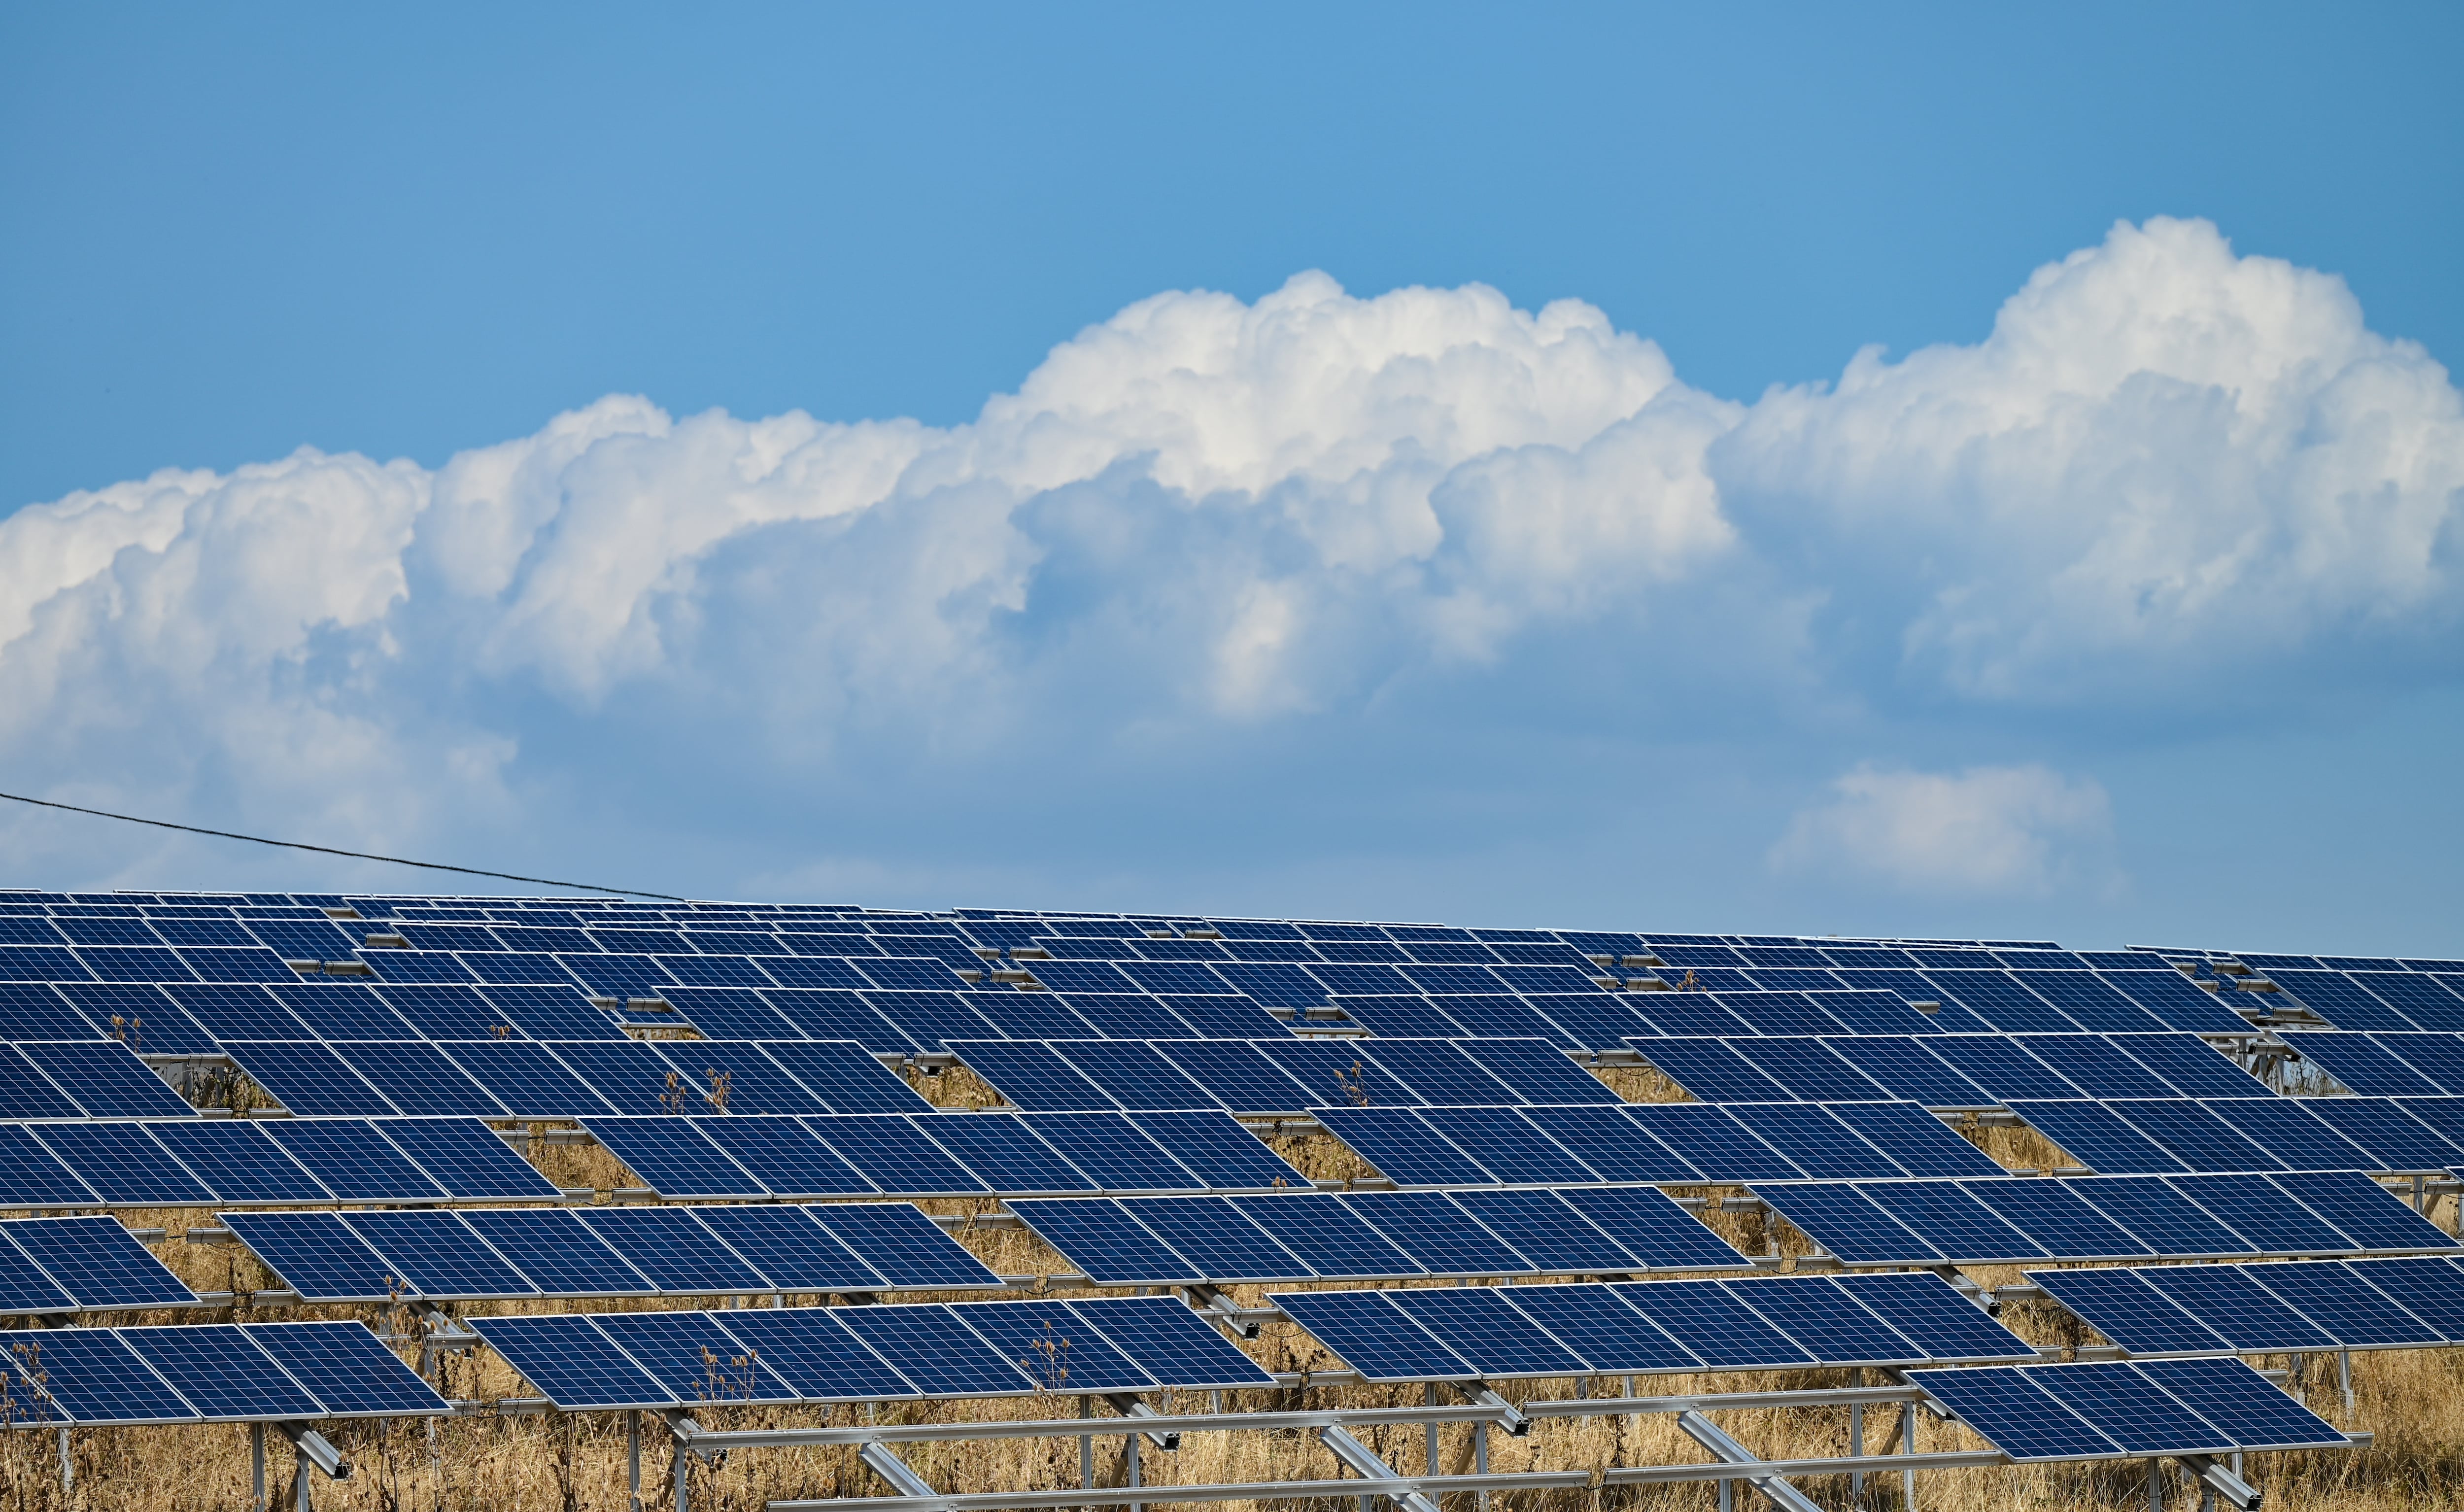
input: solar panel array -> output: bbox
[472,1295,1275,1410]
[0,1214,197,1313]
[2031,1256,2464,1356]
[222,1202,999,1303]
[0,1319,445,1425]
[1624,1031,2269,1107]
[1268,1270,2037,1381]
[1010,1187,1752,1286]
[2009,1096,2464,1175]
[1757,1170,2459,1266]
[1917,1357,2347,1462]
[1313,1099,2005,1186]
[2223,955,2464,1032]
[0,1116,562,1208]
[947,1035,1618,1114]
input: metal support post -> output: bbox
[2146,1458,2164,1511]
[629,1409,642,1512]
[2178,1452,2263,1511]
[1081,1396,1094,1495]
[1474,1420,1489,1512]
[1902,1400,1917,1510]
[1126,1430,1141,1512]
[1848,1367,1864,1500]
[2339,1350,2354,1413]
[253,1422,267,1512]
[1425,1383,1439,1476]
[57,1428,69,1493]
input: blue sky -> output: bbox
[2,3,2460,952]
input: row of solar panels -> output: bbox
[1270,1271,2032,1382]
[1312,1100,2004,1188]
[2034,1256,2464,1357]
[1917,1358,2347,1464]
[0,1215,199,1313]
[2228,968,2464,1033]
[220,1202,999,1304]
[2280,1031,2464,1098]
[944,1035,1612,1116]
[1757,1170,2456,1268]
[470,1295,1272,1412]
[0,1115,562,1208]
[2008,1096,2464,1177]
[1621,1031,2267,1107]
[0,1320,445,1427]
[1009,1187,1749,1286]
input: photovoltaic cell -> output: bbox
[2027,1265,2236,1353]
[1338,1191,1532,1276]
[832,1304,1039,1396]
[2134,1266,2338,1351]
[1610,1280,1816,1369]
[0,1328,194,1424]
[1268,1289,1474,1381]
[913,1115,1098,1195]
[590,1309,800,1406]
[707,1308,916,1400]
[260,1119,448,1203]
[692,1117,877,1197]
[1,1215,195,1309]
[331,1042,506,1116]
[461,1208,652,1297]
[1555,1186,1751,1271]
[2025,1361,2234,1455]
[1520,1105,1701,1182]
[1016,1112,1198,1191]
[146,1119,330,1204]
[1756,1183,1940,1265]
[29,1124,213,1206]
[19,1041,196,1118]
[1419,1106,1602,1183]
[2272,1168,2462,1251]
[573,1207,768,1294]
[1066,1295,1275,1389]
[2239,1262,2431,1346]
[1830,1271,2036,1361]
[1125,1197,1307,1282]
[1310,1105,1490,1186]
[1448,1189,1637,1272]
[1722,1275,1923,1365]
[342,1211,538,1299]
[1625,1103,1804,1182]
[119,1325,322,1420]
[1915,1368,2121,1461]
[2006,1101,2189,1174]
[960,1299,1159,1393]
[1007,1199,1200,1286]
[2132,1357,2346,1451]
[467,1314,673,1410]
[223,1212,415,1303]
[804,1203,1003,1291]
[1228,1194,1422,1278]
[1497,1283,1700,1372]
[1387,1286,1589,1376]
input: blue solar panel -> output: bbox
[584,1117,763,1198]
[1123,1197,1307,1281]
[962,1299,1160,1393]
[1016,1111,1198,1191]
[2349,1257,2464,1340]
[0,1328,193,1424]
[1332,1191,1523,1276]
[439,1040,614,1117]
[268,981,420,1040]
[573,1207,768,1293]
[1624,1037,1793,1102]
[2301,1098,2464,1171]
[1229,1194,1422,1278]
[1353,1039,1517,1104]
[692,1116,876,1197]
[1307,1105,1487,1186]
[709,1308,917,1400]
[1269,1289,1474,1382]
[1045,1040,1221,1109]
[2132,1266,2338,1351]
[1829,1101,2006,1177]
[2272,1168,2462,1251]
[342,1211,538,1299]
[1830,1271,2036,1360]
[946,1040,1117,1111]
[2027,1265,2235,1353]
[1758,1183,1940,1265]
[1123,1110,1309,1189]
[1624,1103,1804,1181]
[554,1040,699,1114]
[1872,1180,2048,1262]
[0,1216,195,1309]
[379,1116,563,1200]
[1921,1036,2083,1102]
[759,990,907,1054]
[1451,1038,1619,1102]
[468,1314,675,1409]
[2006,1100,2189,1174]
[223,1212,414,1303]
[689,1205,885,1293]
[19,1040,195,1117]
[2133,1357,2347,1451]
[1150,1040,1314,1114]
[804,1203,1002,1290]
[2107,1099,2287,1171]
[119,1325,323,1420]
[1956,1179,2143,1260]
[1447,1190,1637,1272]
[1497,1283,1700,1371]
[0,1226,77,1313]
[1419,1106,1603,1183]
[1609,1279,1817,1368]
[374,983,519,1040]
[2007,1034,2178,1099]
[1007,1199,1202,1286]
[1736,1102,1907,1178]
[0,985,110,1045]
[914,1114,1099,1194]
[832,1304,1039,1396]
[1555,1186,1750,1271]
[2065,1175,2259,1258]
[1520,1104,1701,1182]
[591,1309,801,1406]
[2028,1361,2241,1456]
[1916,1367,2124,1460]
[246,1320,451,1416]
[1723,1275,1925,1365]
[260,1119,448,1203]
[221,1041,397,1115]
[32,1126,206,1213]
[756,1039,931,1113]
[1385,1286,1589,1377]
[330,1041,507,1115]
[2238,1261,2431,1346]
[1066,1295,1275,1389]
[1816,1036,1991,1107]
[147,1119,331,1204]
[2200,1097,2378,1170]
[460,1208,651,1297]
[2170,1173,2352,1253]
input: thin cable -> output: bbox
[0,789,683,900]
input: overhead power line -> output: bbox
[0,789,683,900]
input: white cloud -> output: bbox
[1769,764,2119,896]
[0,220,2457,891]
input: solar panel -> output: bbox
[0,1226,78,1313]
[373,983,518,1040]
[913,1114,1099,1195]
[759,990,906,1055]
[572,1207,768,1293]
[585,1117,764,1198]
[1830,1271,2036,1360]
[438,1040,615,1118]
[2272,1168,2462,1251]
[804,1203,1002,1290]
[1520,1104,1701,1182]
[1006,1199,1202,1287]
[1123,1197,1307,1282]
[1066,1295,1274,1389]
[2132,1356,2348,1450]
[960,1299,1159,1393]
[2238,1261,2433,1346]
[2004,1034,2177,1099]
[329,1041,507,1116]
[1,1215,195,1309]
[1828,1101,2006,1177]
[0,1327,194,1424]
[1150,1041,1314,1114]
[1624,1103,1804,1181]
[260,1119,448,1203]
[1354,1039,1519,1104]
[1920,1036,2082,1102]
[2366,1034,2464,1094]
[1227,1194,1422,1278]
[1447,1189,1637,1272]
[2104,1099,2286,1171]
[1555,1186,1751,1271]
[1336,1191,1530,1276]
[947,1040,1118,1112]
[2026,1265,2235,1353]
[1452,1038,1620,1103]
[341,1211,538,1299]
[1623,1037,1794,1102]
[590,1309,801,1406]
[1385,1286,1590,1377]
[1912,1366,2124,1460]
[2006,1100,2189,1174]
[2300,1098,2464,1171]
[28,1123,214,1206]
[755,1040,930,1114]
[1609,1279,1817,1368]
[691,1117,877,1197]
[830,1304,1039,1397]
[554,1040,699,1114]
[468,1313,675,1409]
[2104,1034,2271,1099]
[1015,1111,1198,1191]
[1496,1283,1700,1372]
[0,986,111,1047]
[380,1117,564,1200]
[1735,1102,1907,1179]
[220,1041,397,1115]
[1816,1037,1991,1108]
[2199,1097,2378,1171]
[1757,1183,1939,1265]
[118,1325,324,1421]
[1311,1105,1489,1186]
[244,1320,454,1416]
[2129,1264,2336,1352]
[708,1308,917,1400]
[1268,1289,1475,1382]
[2351,1256,2464,1339]
[1957,1179,2144,1260]
[2024,1361,2236,1455]
[19,1040,196,1117]
[805,1115,987,1195]
[146,1120,331,1204]
[268,981,420,1040]
[2170,1173,2357,1254]
[1418,1106,1603,1183]
[1725,1038,1891,1102]
[1723,1275,1926,1365]
[2065,1175,2259,1258]
[461,1208,653,1297]
[222,1212,414,1303]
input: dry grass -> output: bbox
[20,1065,2464,1509]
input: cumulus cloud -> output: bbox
[1769,764,2120,897]
[0,219,2457,892]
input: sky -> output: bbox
[1,3,2460,953]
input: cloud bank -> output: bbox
[2,217,2458,901]
[1770,764,2119,898]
